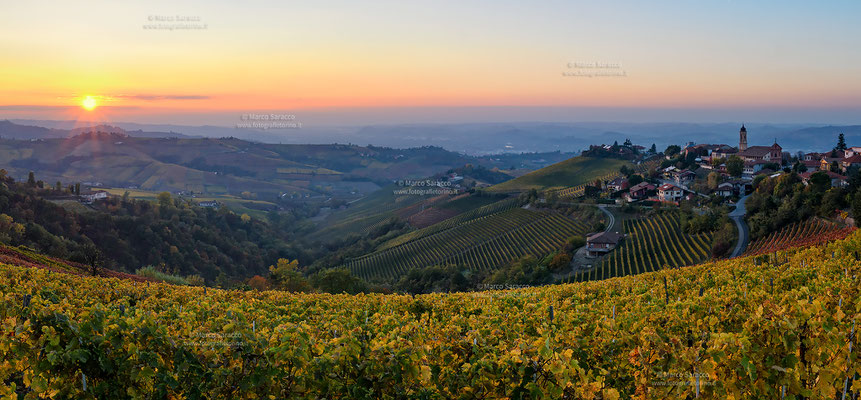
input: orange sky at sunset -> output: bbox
[2,0,860,124]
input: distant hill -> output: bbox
[486,156,631,193]
[13,119,859,154]
[0,120,195,140]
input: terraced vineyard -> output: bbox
[347,207,595,281]
[569,212,713,282]
[743,217,856,257]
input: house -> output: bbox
[804,152,825,161]
[80,190,109,203]
[624,182,654,202]
[661,166,679,180]
[657,183,684,202]
[845,147,861,158]
[606,177,629,192]
[799,171,847,188]
[198,200,220,208]
[742,160,770,175]
[801,159,821,171]
[586,231,624,257]
[711,147,738,160]
[674,170,696,185]
[816,157,844,172]
[840,155,861,172]
[714,182,735,197]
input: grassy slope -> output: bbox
[486,156,631,193]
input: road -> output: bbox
[729,194,750,257]
[597,205,615,233]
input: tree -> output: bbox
[55,181,62,191]
[27,171,36,186]
[269,258,310,292]
[808,171,832,193]
[852,188,861,221]
[650,144,657,154]
[548,253,572,272]
[75,183,81,195]
[664,145,681,157]
[157,192,172,208]
[81,243,105,276]
[830,161,840,173]
[792,161,808,174]
[726,155,744,177]
[628,174,644,186]
[707,171,721,190]
[247,275,270,291]
[837,133,847,151]
[311,267,366,294]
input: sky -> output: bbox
[2,0,861,126]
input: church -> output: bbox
[710,125,782,162]
[736,124,782,162]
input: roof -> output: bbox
[587,231,624,244]
[799,171,846,180]
[738,145,779,157]
[629,182,654,192]
[658,183,681,191]
[740,124,746,132]
[608,177,628,185]
[843,154,861,164]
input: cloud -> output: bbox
[111,94,211,101]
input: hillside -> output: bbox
[344,205,598,282]
[2,227,860,398]
[568,212,715,282]
[0,175,302,282]
[486,156,631,193]
[744,218,855,257]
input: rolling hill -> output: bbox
[486,156,631,193]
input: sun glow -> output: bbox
[81,96,97,111]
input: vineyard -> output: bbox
[347,207,594,281]
[743,217,856,257]
[3,229,861,398]
[568,212,713,282]
[550,159,661,199]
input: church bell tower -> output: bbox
[739,124,747,151]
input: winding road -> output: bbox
[597,205,615,233]
[729,194,750,258]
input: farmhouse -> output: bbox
[80,190,109,203]
[586,231,624,257]
[624,182,654,202]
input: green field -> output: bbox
[486,156,631,193]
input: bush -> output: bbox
[135,266,189,285]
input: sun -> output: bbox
[81,96,98,111]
